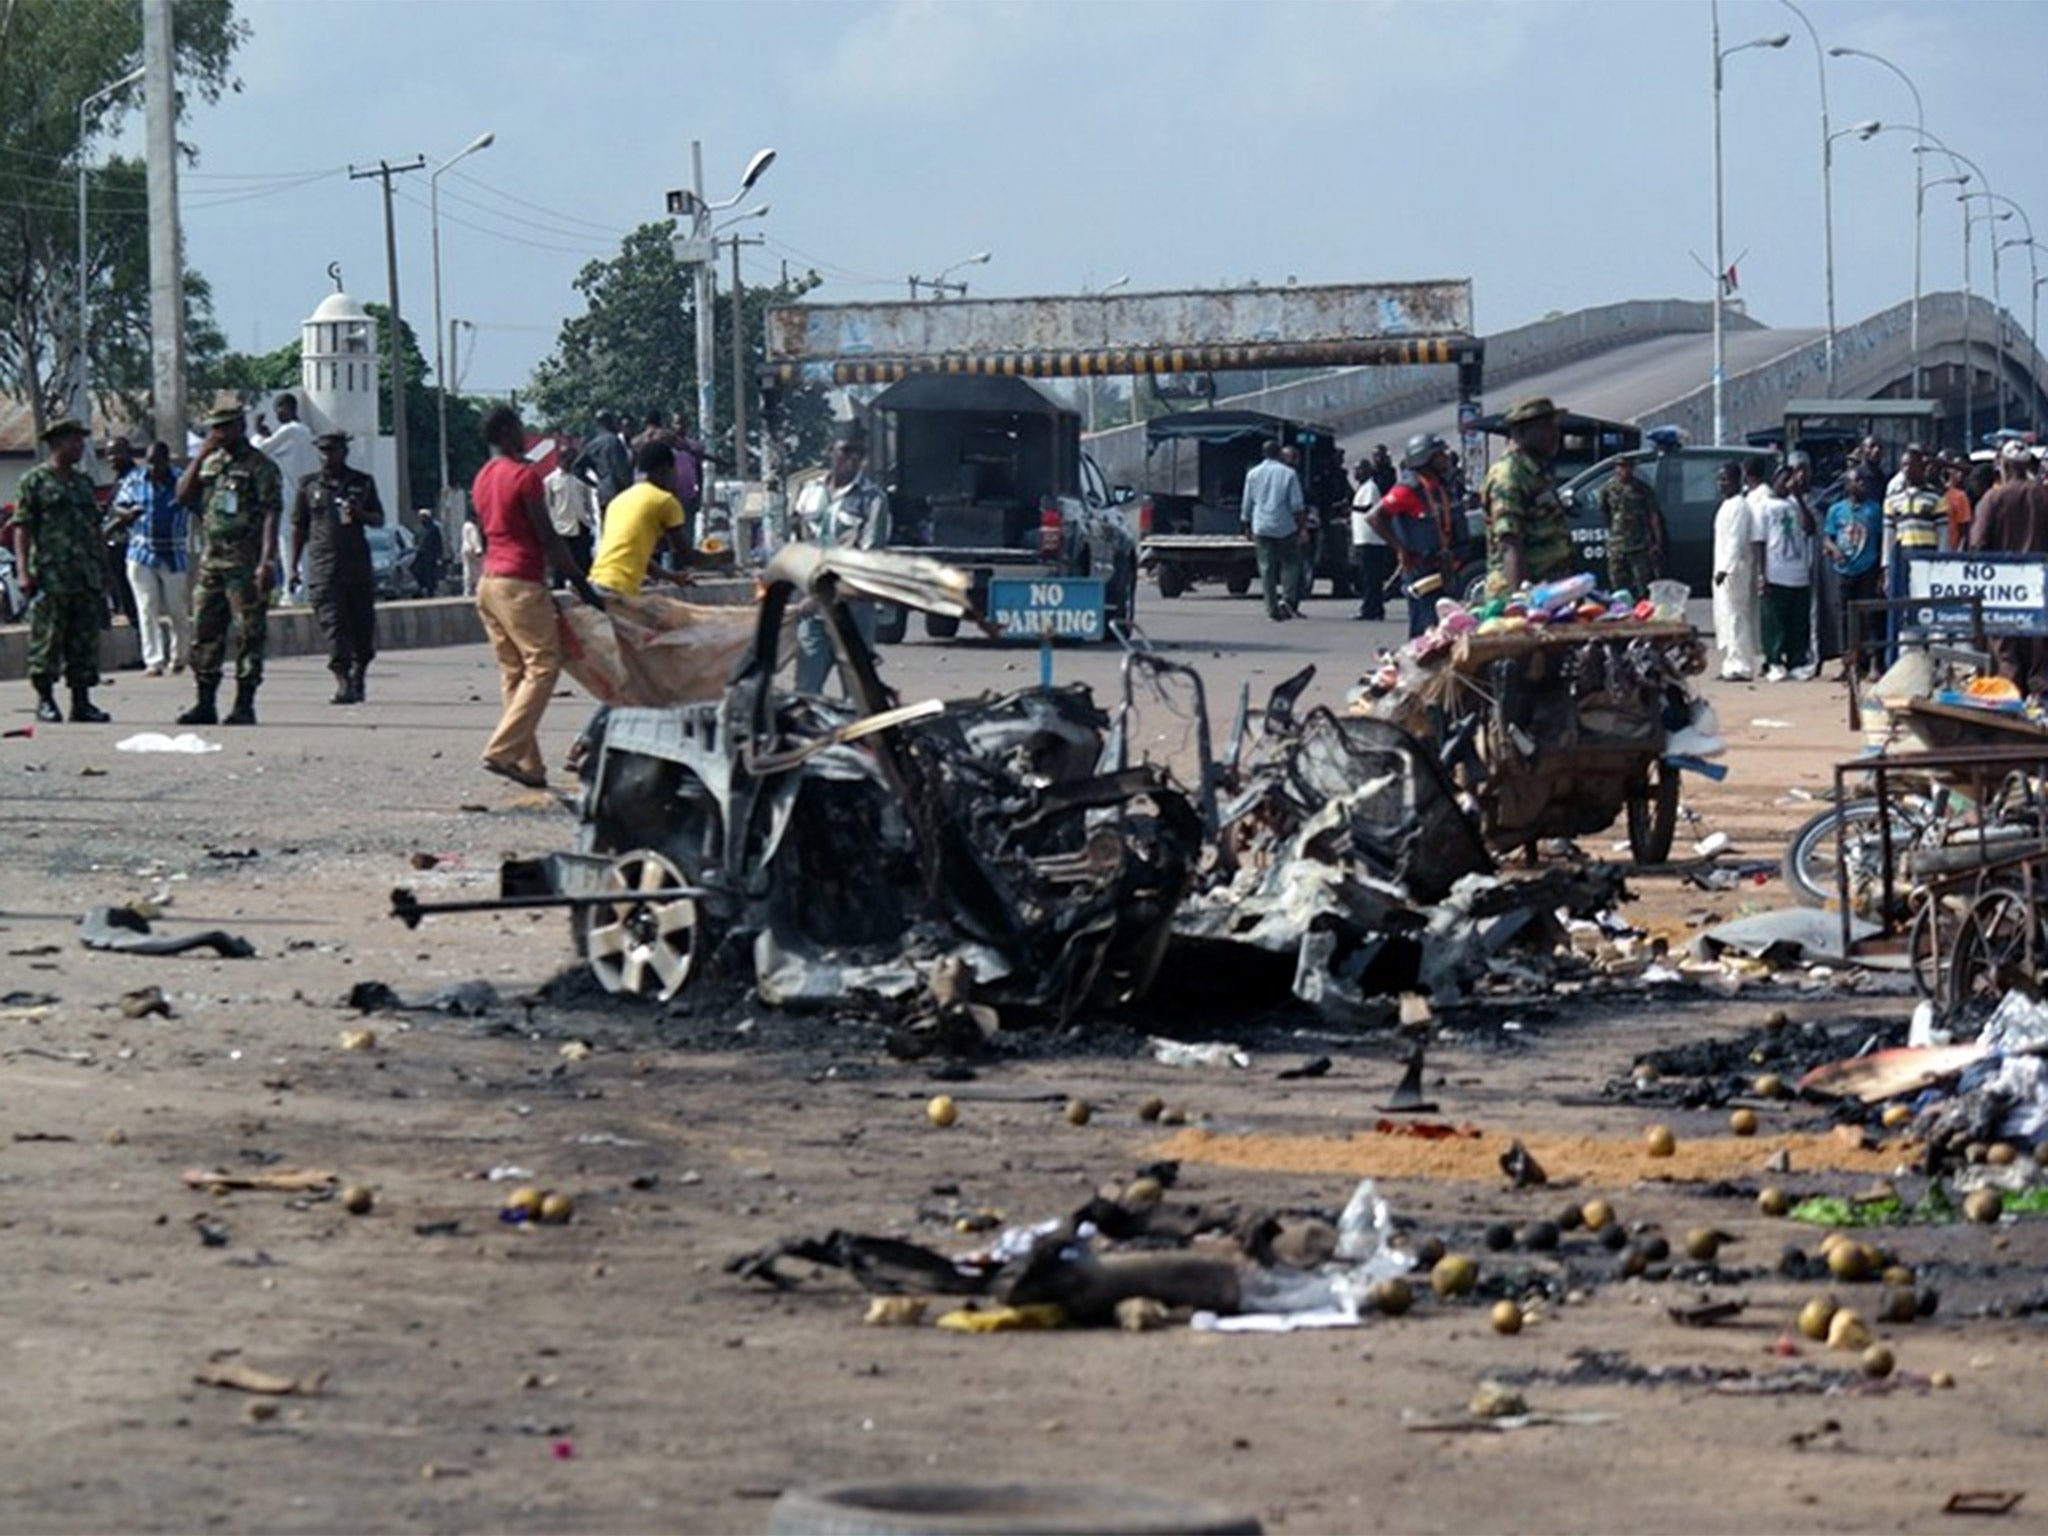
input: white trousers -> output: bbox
[127,559,190,672]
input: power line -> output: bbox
[390,184,605,257]
[445,168,626,238]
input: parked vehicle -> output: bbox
[1137,411,1353,601]
[1556,446,1759,596]
[365,525,419,600]
[865,374,1137,642]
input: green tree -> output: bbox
[528,221,833,475]
[0,0,246,435]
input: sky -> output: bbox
[113,0,2047,408]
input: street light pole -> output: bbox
[909,251,991,301]
[432,131,495,518]
[1831,47,1925,398]
[1916,140,1992,448]
[73,66,145,432]
[1710,3,1789,443]
[679,142,775,457]
[1780,1,1839,393]
[1964,195,2014,432]
[1823,118,1882,395]
[2004,238,2047,428]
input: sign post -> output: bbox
[986,576,1108,646]
[1905,553,2048,637]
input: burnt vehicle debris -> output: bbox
[391,547,1618,1023]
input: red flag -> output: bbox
[1722,264,1740,295]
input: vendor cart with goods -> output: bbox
[1356,574,1712,863]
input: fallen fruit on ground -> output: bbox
[1826,1242,1874,1282]
[505,1187,544,1219]
[1729,1108,1758,1137]
[538,1192,573,1225]
[1581,1198,1615,1232]
[1431,1254,1478,1297]
[1372,1278,1413,1316]
[1137,1096,1165,1123]
[927,1095,958,1129]
[1489,1300,1522,1335]
[1881,1104,1913,1130]
[1758,1187,1790,1217]
[1964,1188,2003,1224]
[340,1184,374,1215]
[1827,1308,1872,1351]
[1755,1073,1786,1099]
[1861,1342,1895,1378]
[1063,1099,1092,1127]
[1683,1227,1722,1262]
[1645,1125,1676,1158]
[1796,1296,1836,1341]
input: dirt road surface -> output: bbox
[3,596,2040,1534]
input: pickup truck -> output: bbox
[1136,410,1354,601]
[862,374,1137,641]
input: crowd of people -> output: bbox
[1710,435,2044,687]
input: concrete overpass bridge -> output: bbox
[1083,292,2048,486]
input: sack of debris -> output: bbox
[556,591,795,708]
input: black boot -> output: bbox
[348,662,368,704]
[178,683,219,726]
[330,667,353,705]
[68,686,110,724]
[223,681,259,726]
[33,685,61,724]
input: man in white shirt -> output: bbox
[793,437,891,695]
[1349,460,1387,621]
[1711,460,1761,680]
[1754,453,1817,681]
[543,441,602,580]
[252,393,320,592]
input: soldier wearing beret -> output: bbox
[175,406,282,726]
[289,431,384,704]
[12,418,112,723]
[1482,396,1572,596]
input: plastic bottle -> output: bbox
[1528,572,1596,613]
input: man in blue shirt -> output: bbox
[1240,439,1305,622]
[113,441,191,677]
[1823,467,1882,676]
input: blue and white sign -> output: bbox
[1906,553,2048,637]
[988,576,1107,642]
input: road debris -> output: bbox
[80,906,255,959]
[193,1356,327,1396]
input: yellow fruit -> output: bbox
[339,1028,377,1052]
[1826,1242,1874,1282]
[926,1095,959,1129]
[1754,1073,1786,1100]
[1881,1104,1913,1130]
[1964,1188,2004,1224]
[1880,1263,1915,1288]
[1489,1300,1523,1335]
[1431,1254,1479,1297]
[1758,1187,1790,1217]
[1931,1369,1956,1389]
[1581,1199,1615,1233]
[537,1192,573,1225]
[1063,1099,1092,1127]
[1645,1125,1677,1158]
[340,1184,374,1215]
[1796,1296,1835,1341]
[1861,1342,1895,1378]
[1986,1142,2018,1167]
[1827,1308,1872,1351]
[1729,1108,1758,1137]
[1684,1227,1722,1263]
[1137,1096,1165,1122]
[1881,1286,1919,1324]
[1372,1279,1414,1316]
[505,1187,544,1218]
[1122,1176,1164,1210]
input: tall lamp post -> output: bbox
[1980,195,2036,431]
[1830,46,1925,397]
[73,65,146,432]
[669,144,776,460]
[2003,237,2047,429]
[431,130,495,517]
[1916,140,1993,448]
[712,203,769,480]
[1963,194,2014,433]
[1778,1,1846,393]
[909,251,991,301]
[1822,118,1883,394]
[1711,4,1789,443]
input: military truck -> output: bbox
[1137,410,1353,601]
[862,374,1137,642]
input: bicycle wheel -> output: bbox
[1945,885,2040,1021]
[1781,799,1890,910]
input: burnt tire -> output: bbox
[1625,760,1680,864]
[1224,572,1252,596]
[923,610,961,640]
[1157,563,1188,599]
[872,603,909,644]
[767,1482,1262,1536]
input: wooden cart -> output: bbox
[1376,620,1705,862]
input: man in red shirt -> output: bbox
[471,405,599,789]
[1368,433,1458,637]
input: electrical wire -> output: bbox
[443,169,627,238]
[389,184,603,257]
[430,179,627,246]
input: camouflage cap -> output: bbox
[314,430,351,448]
[1504,396,1564,426]
[205,405,247,429]
[38,416,87,443]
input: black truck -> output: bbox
[866,374,1137,641]
[1136,410,1354,601]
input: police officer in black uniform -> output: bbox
[288,431,384,704]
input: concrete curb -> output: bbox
[0,579,760,682]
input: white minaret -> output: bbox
[291,285,400,520]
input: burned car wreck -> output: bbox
[393,547,1618,1022]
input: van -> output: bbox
[1557,446,1757,596]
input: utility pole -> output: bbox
[692,141,714,451]
[350,156,426,518]
[725,232,765,479]
[141,0,184,446]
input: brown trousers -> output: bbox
[475,575,561,782]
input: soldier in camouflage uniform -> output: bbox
[1482,395,1572,596]
[12,418,112,723]
[1599,456,1666,594]
[175,406,283,726]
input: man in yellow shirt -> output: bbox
[587,442,693,598]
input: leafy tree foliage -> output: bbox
[528,222,834,476]
[0,0,247,434]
